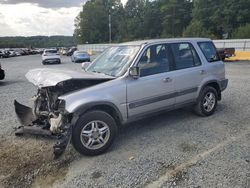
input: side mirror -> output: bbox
[81,61,91,70]
[129,67,140,79]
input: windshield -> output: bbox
[86,45,140,77]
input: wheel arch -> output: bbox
[72,102,123,127]
[199,80,221,101]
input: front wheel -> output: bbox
[194,86,218,116]
[72,110,117,155]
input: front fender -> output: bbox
[69,101,124,127]
[58,78,127,124]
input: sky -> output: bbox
[0,0,128,37]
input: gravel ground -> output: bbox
[0,55,249,188]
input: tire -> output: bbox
[194,86,218,116]
[72,110,118,156]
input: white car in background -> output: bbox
[42,49,61,65]
[8,50,18,57]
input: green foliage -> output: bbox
[190,0,250,39]
[183,21,215,38]
[143,1,163,38]
[74,0,250,43]
[74,0,125,43]
[124,0,146,40]
[75,0,164,43]
[1,0,250,47]
[0,36,76,48]
[160,0,193,37]
[232,24,250,39]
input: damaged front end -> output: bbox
[14,88,72,159]
[14,68,113,159]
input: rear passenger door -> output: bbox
[170,42,205,105]
[198,41,225,80]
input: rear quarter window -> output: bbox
[198,42,220,62]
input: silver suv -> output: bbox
[15,38,228,158]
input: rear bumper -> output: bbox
[0,69,5,80]
[220,79,228,92]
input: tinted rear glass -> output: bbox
[76,52,88,55]
[45,50,57,53]
[198,42,220,62]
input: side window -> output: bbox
[170,43,201,70]
[191,46,201,66]
[198,42,220,62]
[138,44,173,77]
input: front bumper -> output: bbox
[220,79,228,92]
[14,100,72,159]
[0,69,5,80]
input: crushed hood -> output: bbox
[26,68,114,87]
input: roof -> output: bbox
[120,38,211,46]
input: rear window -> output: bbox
[76,51,88,55]
[198,42,220,62]
[45,50,57,53]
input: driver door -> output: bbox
[126,43,176,118]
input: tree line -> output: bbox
[0,36,76,48]
[74,0,250,44]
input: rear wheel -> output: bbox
[194,86,218,116]
[72,110,117,155]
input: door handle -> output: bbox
[163,77,172,83]
[200,70,206,75]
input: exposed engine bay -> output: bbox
[14,77,112,159]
